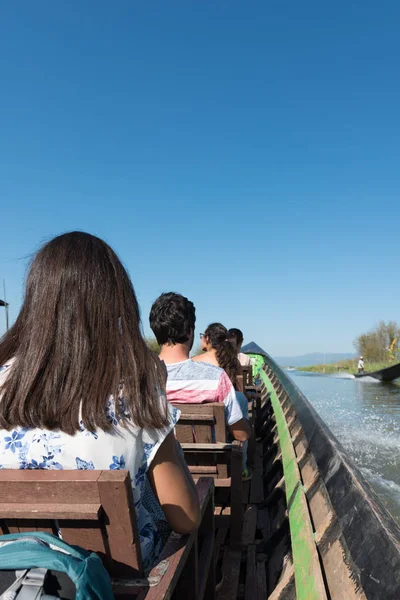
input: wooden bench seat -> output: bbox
[172,403,244,546]
[0,470,215,599]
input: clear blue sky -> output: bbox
[1,1,399,356]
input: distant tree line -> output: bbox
[144,337,203,356]
[144,337,161,353]
[354,321,400,362]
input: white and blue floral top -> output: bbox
[0,360,180,572]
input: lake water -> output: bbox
[287,370,400,525]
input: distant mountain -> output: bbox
[273,353,356,367]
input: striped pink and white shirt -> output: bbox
[165,359,243,426]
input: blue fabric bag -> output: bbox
[0,531,113,600]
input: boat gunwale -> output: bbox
[245,343,400,598]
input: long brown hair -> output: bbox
[204,323,240,388]
[0,232,168,434]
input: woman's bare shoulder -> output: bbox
[192,352,218,366]
[192,353,204,362]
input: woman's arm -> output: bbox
[147,431,200,535]
[229,417,252,442]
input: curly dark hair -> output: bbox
[204,323,241,388]
[150,292,196,345]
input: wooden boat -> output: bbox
[238,341,400,599]
[1,342,400,599]
[354,361,400,381]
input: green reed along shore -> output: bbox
[297,359,392,375]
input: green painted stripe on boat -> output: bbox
[261,369,327,600]
[247,353,264,380]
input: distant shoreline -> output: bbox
[296,359,391,374]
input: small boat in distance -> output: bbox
[354,361,400,382]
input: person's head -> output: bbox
[200,331,213,352]
[201,323,228,352]
[150,292,196,351]
[227,328,244,353]
[202,323,240,386]
[0,231,168,434]
[360,356,363,360]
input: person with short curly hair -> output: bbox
[150,293,251,444]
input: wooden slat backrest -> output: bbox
[172,403,227,443]
[172,403,229,480]
[0,470,143,578]
[171,402,244,547]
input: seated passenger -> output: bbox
[228,328,252,366]
[149,293,251,443]
[194,323,251,477]
[193,322,248,409]
[193,322,240,378]
[0,232,199,573]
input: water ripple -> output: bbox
[290,372,400,524]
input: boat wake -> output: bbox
[361,467,400,503]
[362,468,400,491]
[355,376,382,384]
[332,373,382,383]
[345,428,400,453]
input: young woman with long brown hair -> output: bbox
[193,322,241,386]
[0,231,199,571]
[193,323,251,477]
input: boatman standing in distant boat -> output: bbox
[358,356,365,374]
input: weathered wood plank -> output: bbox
[267,562,294,600]
[242,505,258,546]
[245,545,257,600]
[250,444,264,504]
[98,470,143,577]
[189,466,218,474]
[173,541,199,599]
[60,522,108,559]
[180,443,235,451]
[172,404,215,416]
[178,414,216,421]
[0,471,101,504]
[198,478,216,600]
[218,549,241,600]
[198,533,215,600]
[230,444,244,546]
[261,371,327,600]
[256,558,267,599]
[144,534,196,600]
[215,527,228,563]
[0,503,101,520]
